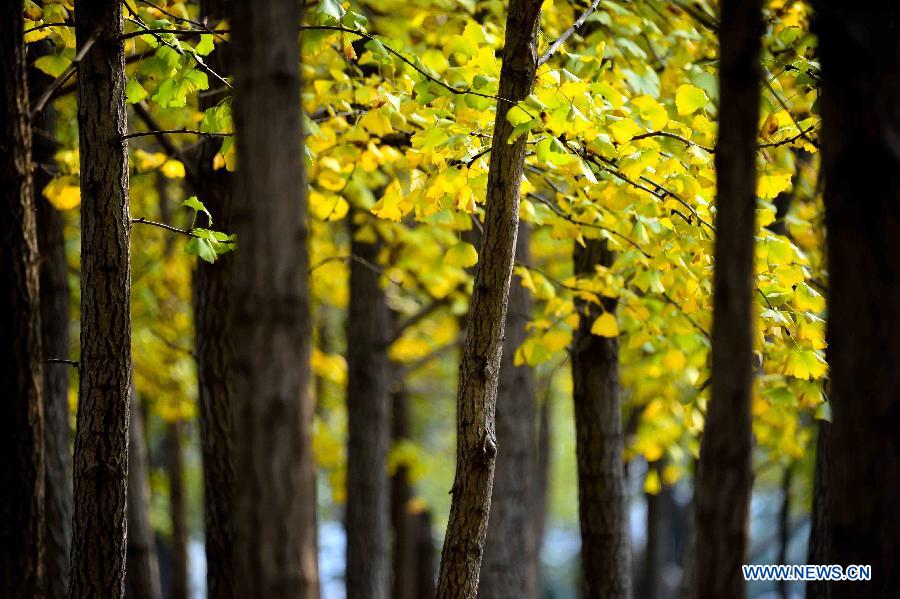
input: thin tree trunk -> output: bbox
[391,388,417,599]
[165,422,188,599]
[571,238,632,598]
[416,511,437,598]
[805,422,830,599]
[0,3,46,594]
[480,223,538,599]
[533,392,551,593]
[646,460,673,599]
[193,2,236,596]
[817,4,900,596]
[126,389,162,599]
[70,0,133,594]
[230,0,319,595]
[30,41,73,599]
[777,463,793,599]
[346,219,391,599]
[435,2,542,596]
[693,2,762,598]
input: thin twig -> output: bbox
[538,0,601,66]
[122,128,232,140]
[43,358,79,368]
[30,33,96,118]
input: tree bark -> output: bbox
[693,2,762,598]
[533,392,551,594]
[0,3,46,594]
[165,422,188,599]
[126,389,162,599]
[480,224,538,599]
[70,1,133,594]
[435,2,541,596]
[571,238,632,598]
[31,50,73,599]
[816,3,900,597]
[193,3,237,596]
[230,0,319,595]
[346,219,391,599]
[805,422,830,599]
[777,463,793,599]
[646,461,673,599]
[415,511,437,598]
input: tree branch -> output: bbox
[538,0,601,66]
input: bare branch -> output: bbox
[538,0,601,66]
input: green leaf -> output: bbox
[675,84,709,116]
[186,237,217,263]
[183,196,212,226]
[34,54,71,78]
[126,78,149,104]
[444,242,478,268]
[195,34,215,56]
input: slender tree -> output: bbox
[126,390,163,599]
[435,1,542,595]
[805,423,830,599]
[165,421,189,599]
[193,2,236,596]
[571,238,632,598]
[346,217,391,599]
[480,224,538,598]
[0,3,46,595]
[230,0,319,595]
[816,3,900,597]
[69,0,133,594]
[33,80,73,599]
[391,387,417,599]
[694,1,763,597]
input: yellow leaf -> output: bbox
[359,108,392,136]
[590,312,618,337]
[161,159,186,179]
[661,348,686,370]
[632,95,669,130]
[609,118,641,144]
[444,242,478,268]
[644,468,661,495]
[794,283,825,313]
[43,176,81,210]
[758,171,792,199]
[675,84,709,116]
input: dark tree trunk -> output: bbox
[533,393,551,592]
[480,223,538,599]
[645,461,673,599]
[816,4,900,596]
[345,219,391,599]
[165,422,188,599]
[693,2,762,598]
[435,2,542,596]
[0,4,46,594]
[805,423,830,599]
[31,50,73,599]
[777,464,793,599]
[193,0,237,590]
[70,0,133,594]
[391,388,417,599]
[230,0,319,595]
[571,239,632,598]
[415,511,437,597]
[126,390,162,599]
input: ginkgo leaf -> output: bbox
[662,348,686,370]
[632,95,669,130]
[758,171,792,199]
[43,176,80,210]
[444,242,478,268]
[609,118,641,144]
[590,312,619,337]
[676,84,708,116]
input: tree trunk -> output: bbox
[193,2,236,595]
[70,1,133,594]
[126,389,162,599]
[805,422,830,599]
[165,422,188,599]
[230,0,319,595]
[646,461,673,599]
[31,47,73,599]
[435,2,541,596]
[571,238,632,598]
[415,511,437,597]
[480,223,538,599]
[816,4,900,596]
[391,388,417,599]
[345,220,391,599]
[0,4,46,594]
[693,2,762,598]
[533,392,551,593]
[778,463,793,599]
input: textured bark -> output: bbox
[230,0,319,595]
[480,224,538,599]
[805,423,830,599]
[435,2,541,596]
[31,54,73,599]
[816,4,900,597]
[693,2,762,598]
[0,4,46,594]
[391,388,417,599]
[346,222,391,599]
[571,239,632,599]
[193,2,237,595]
[126,391,162,599]
[165,422,189,599]
[70,1,133,595]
